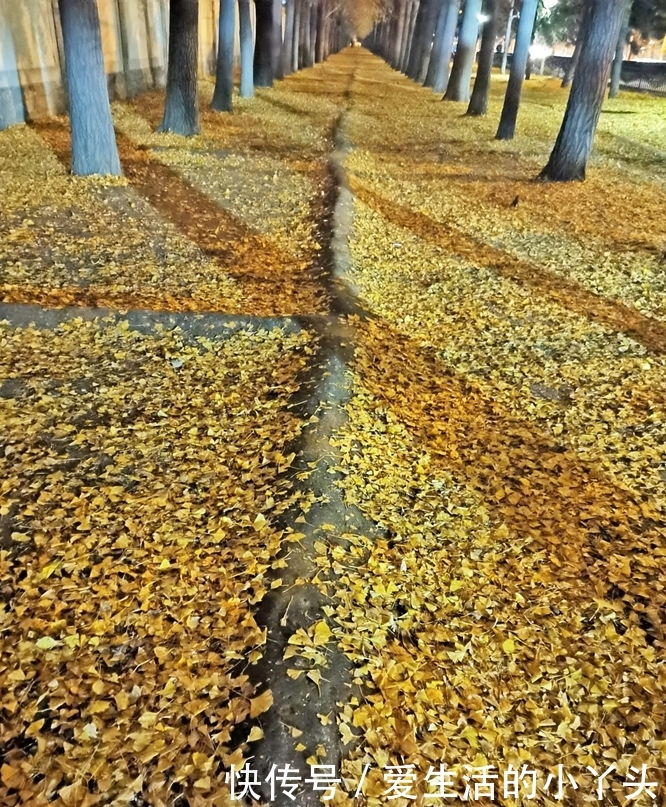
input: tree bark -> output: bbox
[406,0,434,78]
[432,0,460,92]
[239,0,255,96]
[315,1,326,62]
[382,20,391,60]
[58,0,122,173]
[299,2,308,66]
[608,5,630,98]
[302,3,313,67]
[158,0,200,135]
[292,0,302,71]
[424,0,448,86]
[272,0,284,78]
[400,2,415,70]
[0,13,26,130]
[443,0,481,102]
[495,0,538,138]
[211,0,236,111]
[417,0,441,82]
[309,1,317,65]
[500,2,514,74]
[540,0,624,181]
[467,0,497,115]
[393,0,408,68]
[254,0,275,85]
[283,0,296,74]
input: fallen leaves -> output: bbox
[326,52,665,802]
[249,689,274,718]
[1,46,666,806]
[0,316,312,804]
[0,59,356,318]
[0,124,243,315]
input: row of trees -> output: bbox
[366,0,659,180]
[539,0,666,61]
[57,0,352,176]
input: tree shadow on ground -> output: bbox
[35,119,331,316]
[354,318,666,637]
[351,179,666,356]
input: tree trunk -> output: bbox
[315,1,326,62]
[608,5,630,98]
[562,13,586,88]
[466,0,497,115]
[299,2,307,66]
[254,0,274,85]
[0,15,26,130]
[211,0,236,111]
[432,0,460,92]
[302,3,313,67]
[322,16,330,60]
[382,21,391,59]
[424,0,447,86]
[406,0,433,78]
[272,0,284,78]
[417,0,441,82]
[540,0,624,181]
[158,0,199,135]
[524,22,537,80]
[292,0,301,71]
[283,0,296,74]
[443,0,481,102]
[393,0,408,68]
[495,0,537,138]
[400,0,421,75]
[399,0,416,71]
[239,0,255,96]
[500,0,514,74]
[309,1,317,65]
[58,0,121,174]
[142,0,165,88]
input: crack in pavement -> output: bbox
[240,53,382,806]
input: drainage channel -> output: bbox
[240,59,381,806]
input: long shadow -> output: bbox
[354,320,666,641]
[125,89,337,167]
[35,119,329,317]
[351,180,666,356]
[360,154,666,256]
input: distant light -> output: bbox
[477,13,490,22]
[529,43,553,60]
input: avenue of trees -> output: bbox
[43,0,353,177]
[367,0,665,180]
[3,0,664,183]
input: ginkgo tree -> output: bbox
[366,0,665,181]
[30,0,356,172]
[540,0,627,180]
[159,0,200,135]
[58,0,122,175]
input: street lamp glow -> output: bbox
[529,43,553,60]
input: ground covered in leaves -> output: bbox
[1,46,666,807]
[0,63,353,316]
[327,51,666,805]
[0,317,312,805]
